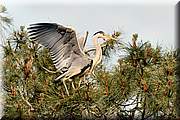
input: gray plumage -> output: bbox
[28,23,111,96]
[28,23,92,82]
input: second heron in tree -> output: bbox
[28,23,112,96]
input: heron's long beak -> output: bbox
[102,34,114,41]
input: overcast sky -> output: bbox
[0,0,178,51]
[1,0,177,50]
[1,0,178,5]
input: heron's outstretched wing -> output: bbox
[28,23,88,73]
[78,31,88,51]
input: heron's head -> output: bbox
[93,31,113,41]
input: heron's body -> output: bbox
[28,23,110,96]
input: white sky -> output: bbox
[1,0,177,50]
[1,0,179,5]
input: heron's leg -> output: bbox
[68,78,76,90]
[78,77,82,88]
[64,69,81,94]
[62,78,69,96]
[71,81,76,90]
[78,75,86,88]
[92,71,95,77]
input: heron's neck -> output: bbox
[91,36,102,69]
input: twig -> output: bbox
[39,64,58,74]
[17,86,34,111]
[37,58,58,74]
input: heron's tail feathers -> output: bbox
[53,73,66,83]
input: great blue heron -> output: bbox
[27,23,112,96]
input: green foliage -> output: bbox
[2,27,176,120]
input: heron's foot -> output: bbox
[71,82,83,92]
[73,76,86,91]
[72,85,80,91]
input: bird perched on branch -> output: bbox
[28,23,113,96]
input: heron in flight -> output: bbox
[28,23,112,96]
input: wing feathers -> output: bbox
[28,23,88,74]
